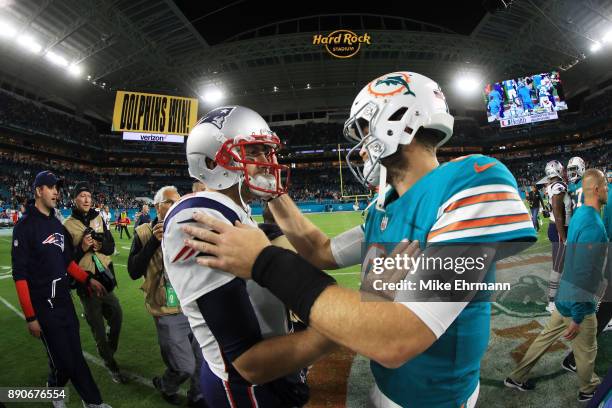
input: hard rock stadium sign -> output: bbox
[312,30,372,58]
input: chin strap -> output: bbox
[237,176,250,215]
[375,165,387,212]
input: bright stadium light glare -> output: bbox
[45,51,68,67]
[455,76,481,94]
[590,42,602,53]
[0,20,16,38]
[202,89,224,104]
[17,35,42,54]
[602,31,612,44]
[68,64,82,77]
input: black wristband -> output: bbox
[26,316,37,323]
[252,246,336,325]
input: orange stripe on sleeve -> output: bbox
[15,280,36,321]
[444,192,521,213]
[428,213,531,241]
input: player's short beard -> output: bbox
[381,148,409,186]
[248,173,277,199]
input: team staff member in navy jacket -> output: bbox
[11,170,112,408]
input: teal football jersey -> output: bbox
[568,179,584,209]
[364,154,537,407]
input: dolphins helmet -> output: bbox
[343,71,454,188]
[566,156,585,184]
[186,106,289,198]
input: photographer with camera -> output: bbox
[64,182,127,384]
[127,186,205,407]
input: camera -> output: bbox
[83,227,105,242]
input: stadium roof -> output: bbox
[0,0,611,123]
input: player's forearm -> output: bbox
[308,286,436,368]
[233,328,337,384]
[268,195,337,269]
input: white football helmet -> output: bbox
[566,156,585,184]
[343,71,454,188]
[544,160,564,182]
[186,106,289,198]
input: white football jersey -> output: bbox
[546,181,571,225]
[162,191,289,380]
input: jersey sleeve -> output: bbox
[427,156,537,244]
[162,196,242,305]
[11,223,29,282]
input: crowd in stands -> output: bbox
[0,84,610,215]
[0,90,99,146]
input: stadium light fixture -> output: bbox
[68,64,82,77]
[455,76,481,94]
[16,35,42,54]
[202,89,224,104]
[45,51,68,67]
[0,20,16,38]
[590,42,602,53]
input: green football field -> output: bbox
[0,212,363,407]
[0,211,609,407]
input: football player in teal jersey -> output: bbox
[180,71,537,408]
[567,156,586,209]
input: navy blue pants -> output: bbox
[199,360,290,408]
[35,296,103,404]
[548,222,567,273]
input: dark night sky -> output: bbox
[174,0,488,45]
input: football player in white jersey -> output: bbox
[162,106,336,408]
[543,160,572,313]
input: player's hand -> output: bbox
[361,240,421,300]
[181,212,271,279]
[89,278,107,297]
[563,321,580,340]
[153,222,164,241]
[27,319,42,338]
[81,234,93,252]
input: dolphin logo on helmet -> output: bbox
[370,74,416,97]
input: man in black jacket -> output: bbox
[12,171,112,408]
[527,184,545,232]
[64,182,126,384]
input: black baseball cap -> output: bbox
[72,181,92,198]
[33,170,63,189]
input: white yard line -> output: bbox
[0,295,187,397]
[329,271,360,276]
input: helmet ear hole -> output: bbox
[205,157,216,170]
[388,107,408,121]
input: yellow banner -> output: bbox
[112,91,198,136]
